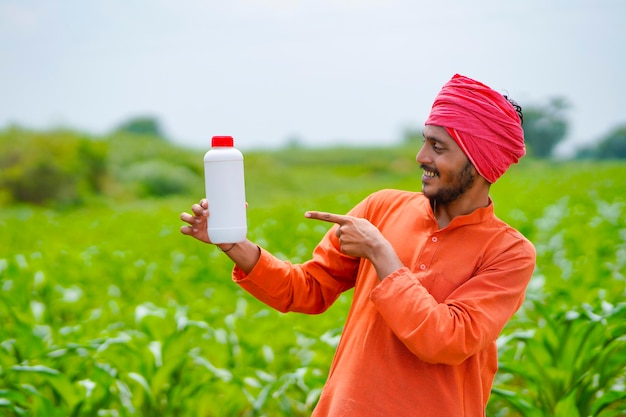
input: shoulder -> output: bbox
[490,215,536,260]
[366,189,426,207]
[353,189,429,219]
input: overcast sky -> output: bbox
[1,0,624,154]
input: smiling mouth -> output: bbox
[423,169,438,178]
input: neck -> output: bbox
[432,183,490,228]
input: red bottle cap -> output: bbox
[211,136,234,147]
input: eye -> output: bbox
[422,137,444,153]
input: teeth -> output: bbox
[424,170,437,178]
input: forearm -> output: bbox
[370,264,531,365]
[232,245,354,314]
[217,239,260,274]
[371,269,486,364]
[368,239,404,280]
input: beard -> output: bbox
[425,160,476,206]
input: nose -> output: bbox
[416,144,430,165]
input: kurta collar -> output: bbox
[423,195,495,231]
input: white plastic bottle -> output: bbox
[203,135,247,244]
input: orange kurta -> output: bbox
[233,189,535,417]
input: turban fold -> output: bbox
[424,74,525,183]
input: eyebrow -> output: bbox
[422,132,446,144]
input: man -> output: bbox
[180,74,536,416]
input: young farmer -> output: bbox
[181,74,536,417]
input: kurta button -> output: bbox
[431,237,438,242]
[419,264,426,270]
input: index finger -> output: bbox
[305,211,350,225]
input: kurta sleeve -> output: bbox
[232,201,369,314]
[370,237,535,365]
[233,197,378,314]
[233,243,357,314]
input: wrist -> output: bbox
[217,243,237,253]
[370,241,403,279]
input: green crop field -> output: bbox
[1,145,625,416]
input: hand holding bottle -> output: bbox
[180,198,212,244]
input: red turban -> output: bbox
[425,74,525,183]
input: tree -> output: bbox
[576,124,626,159]
[522,97,570,158]
[114,116,166,140]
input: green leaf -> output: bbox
[554,391,580,417]
[10,365,59,375]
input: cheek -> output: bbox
[437,163,461,184]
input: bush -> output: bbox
[0,127,107,206]
[0,127,207,205]
[121,160,199,198]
